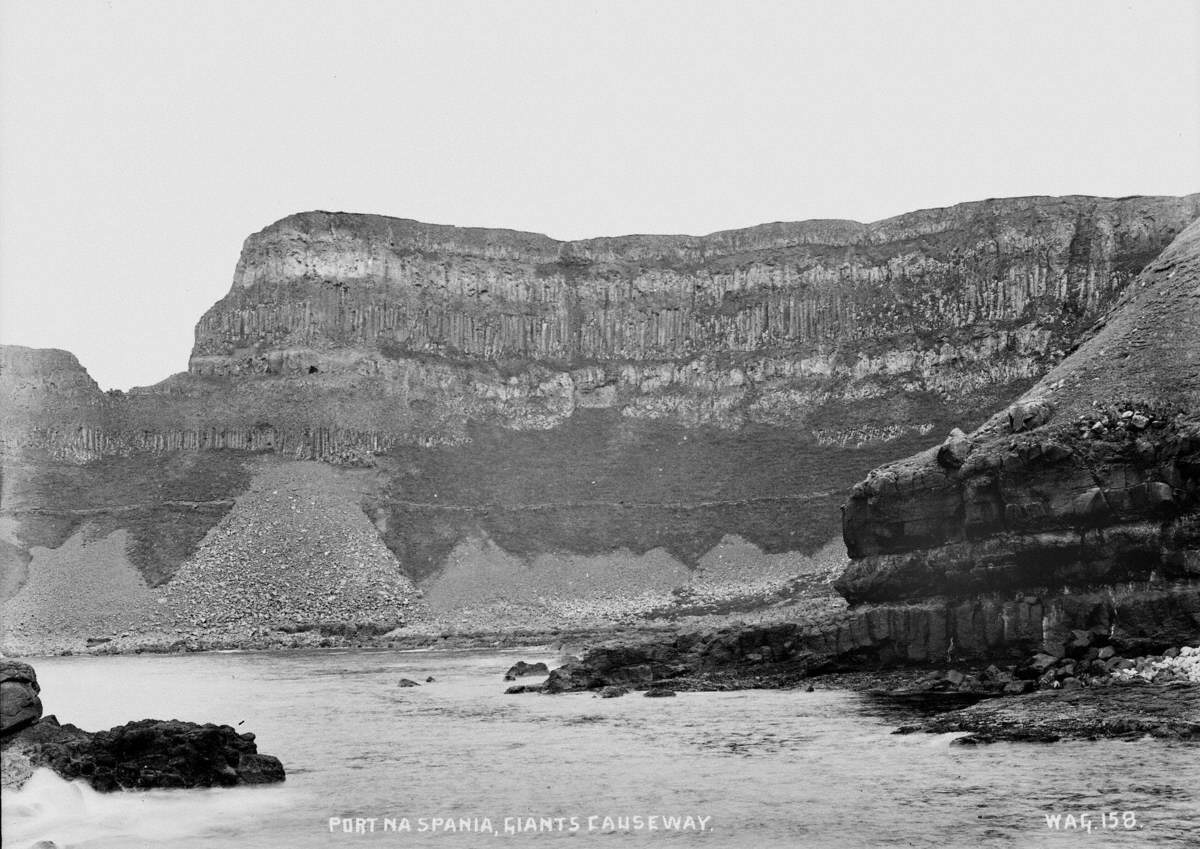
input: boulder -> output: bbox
[643,687,677,698]
[3,716,285,792]
[1006,399,1054,433]
[0,660,42,735]
[597,686,630,699]
[503,661,550,681]
[936,429,974,469]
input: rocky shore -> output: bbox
[909,681,1200,744]
[0,660,285,792]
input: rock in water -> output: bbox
[4,717,285,791]
[597,685,630,698]
[0,660,42,735]
[503,661,549,681]
[0,661,285,792]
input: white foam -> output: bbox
[1,768,294,848]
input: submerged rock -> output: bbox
[597,685,630,699]
[644,687,677,698]
[503,683,545,695]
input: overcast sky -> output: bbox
[2,0,1198,389]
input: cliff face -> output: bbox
[188,196,1199,440]
[3,195,1200,644]
[838,217,1200,605]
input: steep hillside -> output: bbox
[839,216,1200,604]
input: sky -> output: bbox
[1,0,1198,390]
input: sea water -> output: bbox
[2,649,1196,848]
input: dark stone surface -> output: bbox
[539,585,1199,693]
[919,681,1200,743]
[503,683,545,694]
[3,716,285,791]
[503,661,549,681]
[1,660,42,735]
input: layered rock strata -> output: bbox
[3,195,1199,638]
[838,217,1200,604]
[537,215,1200,692]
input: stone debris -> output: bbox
[160,461,423,635]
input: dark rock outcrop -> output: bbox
[538,583,1200,693]
[0,660,42,734]
[919,681,1200,743]
[3,716,285,791]
[0,660,284,791]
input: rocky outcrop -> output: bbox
[917,683,1200,743]
[838,216,1200,605]
[0,661,284,791]
[539,582,1200,693]
[4,716,285,791]
[0,660,42,734]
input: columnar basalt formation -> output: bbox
[2,195,1199,644]
[189,196,1200,438]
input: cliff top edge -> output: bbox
[248,193,1200,258]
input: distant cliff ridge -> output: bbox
[190,197,1199,434]
[2,194,1199,647]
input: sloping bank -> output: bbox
[536,217,1200,736]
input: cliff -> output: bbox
[3,194,1200,647]
[838,216,1200,605]
[190,196,1200,440]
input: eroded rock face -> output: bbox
[839,216,1200,605]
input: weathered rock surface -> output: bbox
[3,716,285,791]
[918,681,1200,743]
[838,216,1200,604]
[0,660,42,734]
[540,584,1200,693]
[0,661,284,791]
[503,660,549,680]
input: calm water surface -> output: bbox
[2,649,1196,848]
